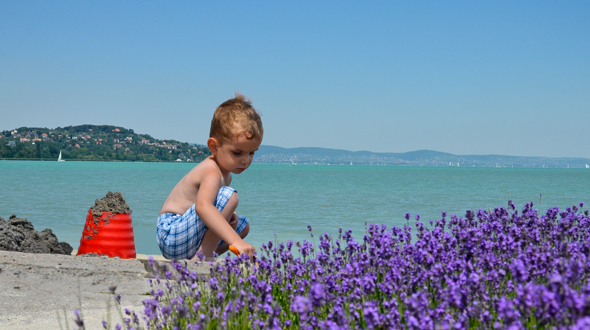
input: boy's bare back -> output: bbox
[159,157,230,217]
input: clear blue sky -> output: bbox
[1,1,588,158]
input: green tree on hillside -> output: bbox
[1,125,210,162]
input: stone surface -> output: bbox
[0,250,214,330]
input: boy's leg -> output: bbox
[215,223,249,255]
[157,205,206,260]
[192,191,238,260]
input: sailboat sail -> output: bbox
[58,151,64,162]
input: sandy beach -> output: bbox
[0,250,212,330]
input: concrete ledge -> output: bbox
[0,251,216,330]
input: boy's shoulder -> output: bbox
[185,157,226,184]
[188,157,219,176]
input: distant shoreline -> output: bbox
[0,158,198,163]
[4,126,588,167]
[255,145,590,169]
[2,158,590,169]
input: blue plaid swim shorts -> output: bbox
[156,186,249,260]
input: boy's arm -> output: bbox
[194,169,254,256]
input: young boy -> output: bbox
[157,94,262,260]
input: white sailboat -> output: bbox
[58,151,65,162]
[586,164,589,169]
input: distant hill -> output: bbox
[3,126,589,168]
[0,125,210,162]
[255,146,590,168]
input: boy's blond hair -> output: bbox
[210,94,263,143]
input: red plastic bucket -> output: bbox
[77,210,136,259]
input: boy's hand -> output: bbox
[232,240,255,258]
[229,212,239,231]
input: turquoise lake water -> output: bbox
[1,161,588,255]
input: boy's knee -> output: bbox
[227,191,239,209]
[240,223,249,238]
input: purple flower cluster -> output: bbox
[97,201,590,329]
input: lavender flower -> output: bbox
[291,295,312,314]
[73,310,84,329]
[73,201,590,329]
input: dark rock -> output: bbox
[0,228,24,249]
[8,217,35,231]
[0,215,73,255]
[21,237,50,254]
[0,230,21,251]
[56,241,74,255]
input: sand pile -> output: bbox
[85,191,132,241]
[90,191,133,215]
[0,215,73,255]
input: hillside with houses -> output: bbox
[0,125,210,162]
[3,126,589,167]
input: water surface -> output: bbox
[1,161,588,254]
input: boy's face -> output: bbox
[211,133,261,175]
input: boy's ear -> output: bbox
[207,137,219,155]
